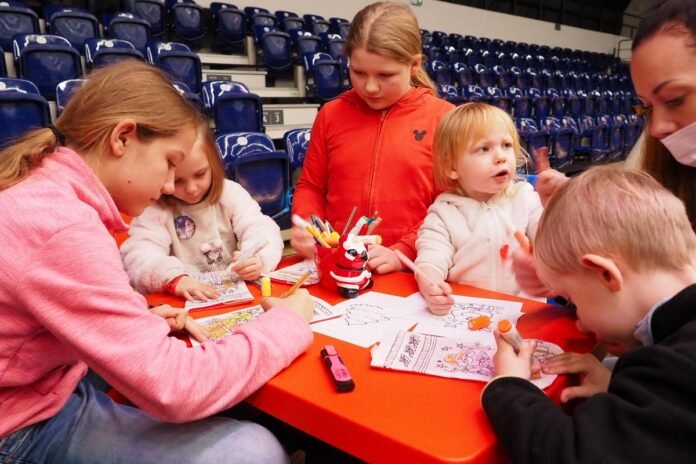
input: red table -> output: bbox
[150,264,594,463]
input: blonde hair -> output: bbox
[160,122,225,207]
[433,103,526,196]
[346,1,435,93]
[0,61,203,191]
[535,165,696,274]
[641,127,696,231]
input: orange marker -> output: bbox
[468,315,491,330]
[498,319,523,352]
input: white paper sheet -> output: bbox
[311,292,425,347]
[371,330,563,388]
[310,296,340,323]
[406,293,524,339]
[184,271,254,310]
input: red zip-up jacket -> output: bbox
[293,87,454,260]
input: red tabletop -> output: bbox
[149,260,594,464]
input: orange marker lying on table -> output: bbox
[468,315,491,330]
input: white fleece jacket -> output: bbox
[415,182,542,296]
[121,179,283,293]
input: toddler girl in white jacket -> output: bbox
[415,103,543,314]
[121,124,283,301]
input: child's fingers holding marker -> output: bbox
[261,288,314,322]
[492,331,536,378]
[425,281,454,315]
[290,226,317,259]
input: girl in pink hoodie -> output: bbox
[0,61,312,464]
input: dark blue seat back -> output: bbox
[55,78,85,115]
[216,131,291,226]
[283,127,311,171]
[303,52,342,101]
[84,38,144,69]
[0,77,50,148]
[44,6,99,52]
[0,3,39,51]
[124,0,166,37]
[171,80,202,109]
[13,34,82,100]
[107,13,151,55]
[261,31,291,71]
[170,1,206,44]
[147,41,201,93]
[201,79,249,112]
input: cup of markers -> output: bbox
[293,213,382,298]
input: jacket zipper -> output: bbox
[366,110,389,218]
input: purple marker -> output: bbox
[320,345,355,392]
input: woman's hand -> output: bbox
[230,252,263,281]
[261,288,314,322]
[366,245,403,274]
[541,352,611,403]
[173,276,220,301]
[290,226,316,259]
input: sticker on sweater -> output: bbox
[174,215,196,240]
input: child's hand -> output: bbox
[174,276,220,301]
[541,352,611,403]
[230,252,263,281]
[536,169,569,207]
[511,249,552,297]
[290,226,316,259]
[416,268,454,315]
[261,288,314,322]
[492,330,537,379]
[366,245,402,274]
[148,304,210,342]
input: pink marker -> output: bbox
[320,345,355,392]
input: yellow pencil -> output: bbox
[280,269,312,298]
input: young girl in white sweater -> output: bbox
[121,124,283,301]
[415,103,543,314]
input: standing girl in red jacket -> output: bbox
[291,1,454,274]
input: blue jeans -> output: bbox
[0,379,289,464]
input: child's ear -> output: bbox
[410,54,423,76]
[580,254,623,292]
[447,169,459,180]
[108,119,137,158]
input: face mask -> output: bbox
[660,120,696,167]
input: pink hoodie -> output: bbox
[0,148,312,437]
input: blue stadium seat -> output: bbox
[0,77,50,148]
[201,80,262,133]
[438,84,465,105]
[55,78,85,115]
[243,6,270,33]
[302,14,324,33]
[516,118,549,172]
[427,60,451,87]
[44,6,99,52]
[216,131,292,228]
[167,0,206,48]
[259,30,292,74]
[473,63,494,88]
[329,17,349,35]
[540,116,574,172]
[311,19,330,36]
[124,0,167,38]
[12,34,82,100]
[302,51,342,102]
[487,86,511,113]
[0,2,39,51]
[452,62,473,88]
[211,2,245,53]
[106,12,151,56]
[276,10,303,32]
[84,38,144,70]
[283,127,311,171]
[147,40,201,93]
[171,80,202,109]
